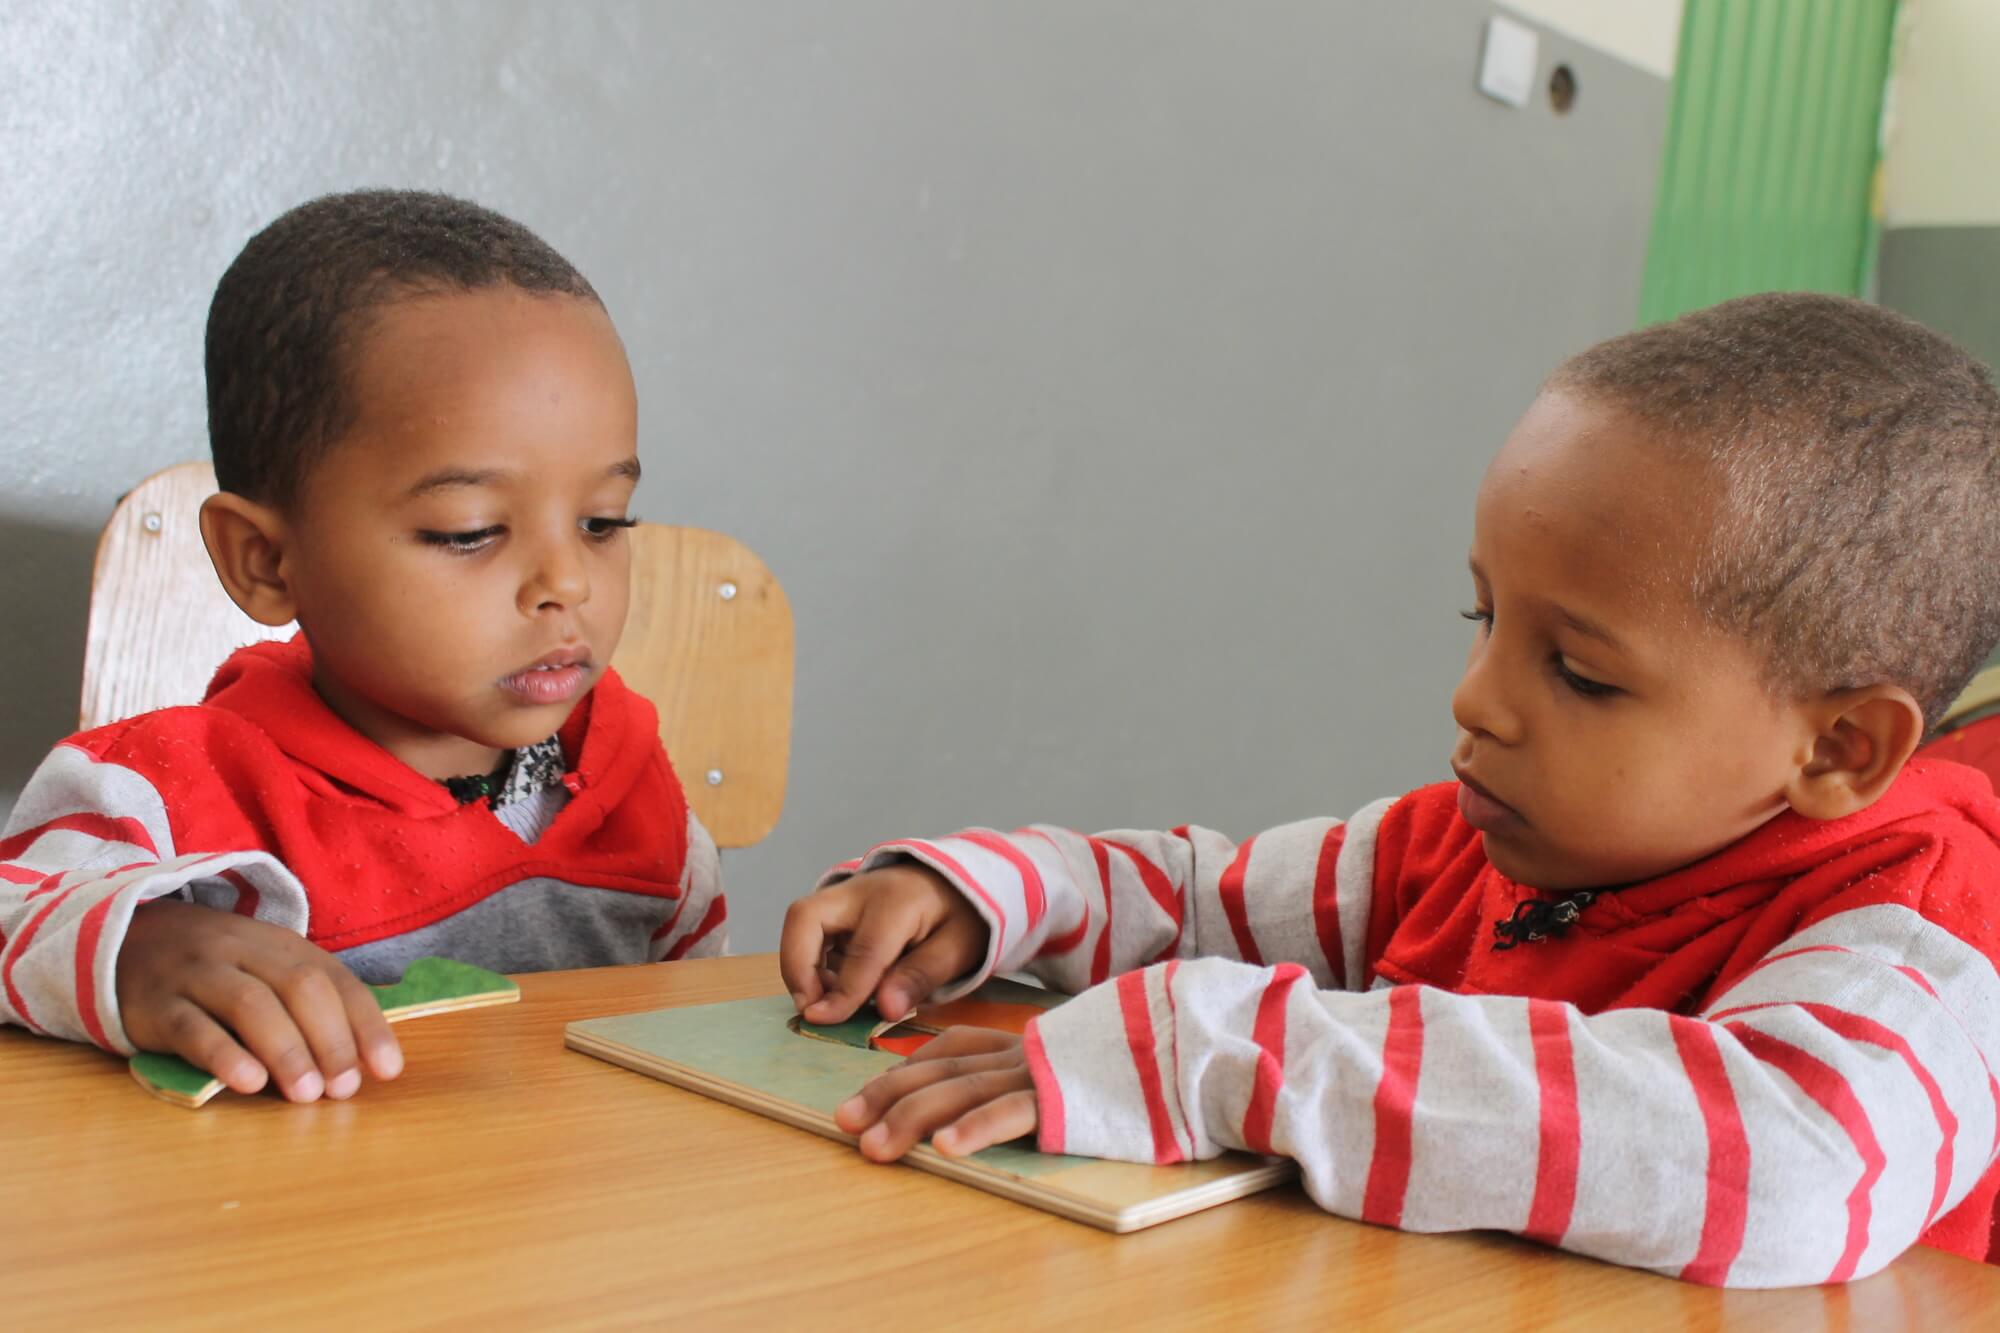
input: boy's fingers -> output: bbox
[934,1089,1039,1158]
[834,1054,965,1133]
[158,999,268,1094]
[858,1064,1032,1162]
[808,897,925,1024]
[779,888,862,1012]
[875,913,987,1021]
[333,967,403,1083]
[261,964,362,1096]
[904,1025,1024,1062]
[835,1040,1022,1134]
[195,972,323,1102]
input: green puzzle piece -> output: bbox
[128,957,519,1108]
[370,957,520,1020]
[793,975,1064,1049]
[794,1004,890,1048]
[130,1049,223,1101]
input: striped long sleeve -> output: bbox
[0,743,309,1052]
[829,774,2000,1285]
[650,807,730,962]
[1026,902,2000,1287]
[826,801,1393,999]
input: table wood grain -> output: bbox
[4,954,1994,1330]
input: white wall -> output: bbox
[1501,0,1685,78]
[1881,0,2000,227]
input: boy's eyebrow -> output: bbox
[405,467,508,498]
[1471,554,1626,649]
[403,458,642,498]
[1556,605,1626,651]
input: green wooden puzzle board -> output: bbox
[565,991,1295,1231]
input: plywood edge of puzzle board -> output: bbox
[1045,1155,1297,1232]
[376,990,519,1023]
[372,957,520,1021]
[564,1010,1293,1232]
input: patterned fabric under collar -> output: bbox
[440,736,567,809]
[1491,887,1598,950]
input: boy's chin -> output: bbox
[1479,834,1599,892]
[1484,833,1683,894]
[465,697,588,752]
[483,720,577,753]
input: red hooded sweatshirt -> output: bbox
[0,638,724,1053]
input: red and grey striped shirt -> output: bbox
[824,761,2000,1287]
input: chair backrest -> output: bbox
[1938,664,2000,736]
[82,462,792,848]
[1916,664,2000,799]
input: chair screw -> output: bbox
[718,581,738,601]
[143,513,163,533]
[705,769,724,786]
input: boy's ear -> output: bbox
[1785,685,1927,822]
[197,492,299,627]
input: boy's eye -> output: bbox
[1552,654,1618,698]
[582,515,640,541]
[418,526,503,553]
[1459,607,1493,631]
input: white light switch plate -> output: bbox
[1478,15,1539,109]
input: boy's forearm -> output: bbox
[825,801,1391,997]
[0,860,157,1047]
[1028,903,2000,1288]
[2,743,308,1049]
[1,851,309,1050]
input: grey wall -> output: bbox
[1880,227,2000,380]
[1,2,1667,951]
[1878,227,2000,671]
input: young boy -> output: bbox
[781,293,2000,1288]
[0,190,725,1104]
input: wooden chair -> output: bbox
[81,462,792,848]
[1937,665,2000,736]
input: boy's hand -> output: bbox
[834,1026,1038,1160]
[780,863,989,1024]
[116,899,403,1102]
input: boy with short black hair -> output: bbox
[784,293,2000,1287]
[1,190,724,1104]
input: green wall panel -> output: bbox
[1639,0,1896,325]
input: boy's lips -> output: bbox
[1453,767,1525,833]
[497,646,593,706]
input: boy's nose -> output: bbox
[521,538,591,613]
[1450,647,1523,745]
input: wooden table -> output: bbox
[5,955,1996,1330]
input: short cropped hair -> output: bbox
[205,189,600,507]
[1549,292,2000,731]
